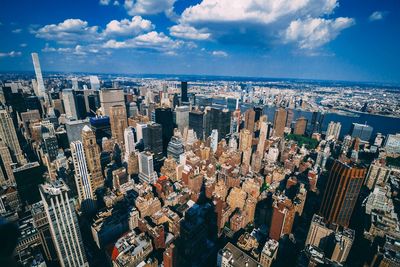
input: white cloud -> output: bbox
[104,31,182,51]
[20,43,27,47]
[369,11,386,22]
[180,0,338,25]
[283,17,355,49]
[103,16,154,37]
[0,51,22,57]
[169,24,210,40]
[99,0,111,5]
[35,19,100,44]
[212,50,228,57]
[124,0,176,15]
[12,28,22,33]
[113,1,120,6]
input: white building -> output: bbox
[124,127,136,162]
[211,129,218,153]
[326,121,341,140]
[62,89,77,120]
[175,106,189,134]
[31,53,46,99]
[138,151,158,184]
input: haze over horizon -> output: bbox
[1,0,399,83]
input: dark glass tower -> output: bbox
[155,107,174,155]
[319,160,366,227]
[143,123,163,159]
[204,108,231,141]
[181,81,188,103]
[189,110,204,140]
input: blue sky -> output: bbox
[0,0,399,83]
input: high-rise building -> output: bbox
[189,110,204,140]
[31,53,46,99]
[143,123,163,158]
[350,123,373,142]
[326,121,341,140]
[0,139,15,185]
[81,126,104,192]
[65,119,90,144]
[364,160,390,190]
[319,160,366,227]
[244,108,255,133]
[124,126,136,162]
[294,116,308,135]
[109,105,127,145]
[252,118,268,172]
[259,239,279,267]
[167,136,184,162]
[181,81,188,103]
[39,180,89,267]
[204,107,231,141]
[305,214,354,264]
[155,107,174,154]
[62,89,78,120]
[384,133,400,154]
[42,132,58,162]
[210,129,218,153]
[273,108,287,137]
[138,151,158,184]
[99,88,124,116]
[175,105,189,133]
[239,129,252,171]
[217,242,261,267]
[70,141,94,210]
[89,75,100,90]
[286,109,294,128]
[0,109,26,164]
[269,196,296,240]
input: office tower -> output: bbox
[74,92,87,119]
[210,129,218,153]
[124,127,136,162]
[181,81,188,103]
[0,139,15,185]
[128,102,138,117]
[175,105,189,133]
[254,106,263,123]
[364,160,390,190]
[14,161,45,204]
[109,105,128,145]
[244,108,255,133]
[204,107,231,141]
[65,119,90,144]
[111,232,153,267]
[226,97,238,111]
[259,239,279,267]
[273,108,287,137]
[0,109,26,164]
[71,77,78,90]
[239,129,252,170]
[138,151,158,184]
[269,196,296,241]
[42,132,58,162]
[217,242,261,267]
[62,89,78,119]
[155,107,174,154]
[286,109,294,128]
[189,109,204,140]
[143,123,163,157]
[88,94,100,115]
[81,126,104,192]
[31,53,46,99]
[320,160,366,227]
[326,121,341,140]
[70,141,94,210]
[39,180,88,267]
[99,88,124,116]
[25,96,43,117]
[252,119,268,172]
[305,214,354,264]
[350,123,373,141]
[89,116,111,145]
[167,136,184,162]
[294,116,308,135]
[135,122,147,143]
[89,75,100,90]
[384,133,400,154]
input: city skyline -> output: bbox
[0,0,400,83]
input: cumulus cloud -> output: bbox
[124,0,176,16]
[99,0,111,5]
[35,19,100,44]
[104,31,182,51]
[20,43,27,47]
[12,28,22,33]
[283,17,355,49]
[212,50,228,57]
[103,16,154,37]
[169,24,210,40]
[369,11,387,22]
[0,51,22,57]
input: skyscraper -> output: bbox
[204,107,231,141]
[138,151,158,184]
[350,123,373,142]
[0,139,15,185]
[252,118,268,172]
[99,88,124,116]
[244,108,255,133]
[175,105,189,134]
[319,160,366,227]
[210,129,218,153]
[189,109,204,140]
[155,107,174,154]
[89,75,100,90]
[167,136,184,162]
[326,121,341,140]
[31,53,46,99]
[0,109,26,164]
[181,81,188,103]
[70,141,94,210]
[124,127,136,162]
[62,89,78,120]
[294,117,308,135]
[273,108,287,137]
[143,123,163,158]
[109,105,128,145]
[81,126,104,192]
[39,180,89,267]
